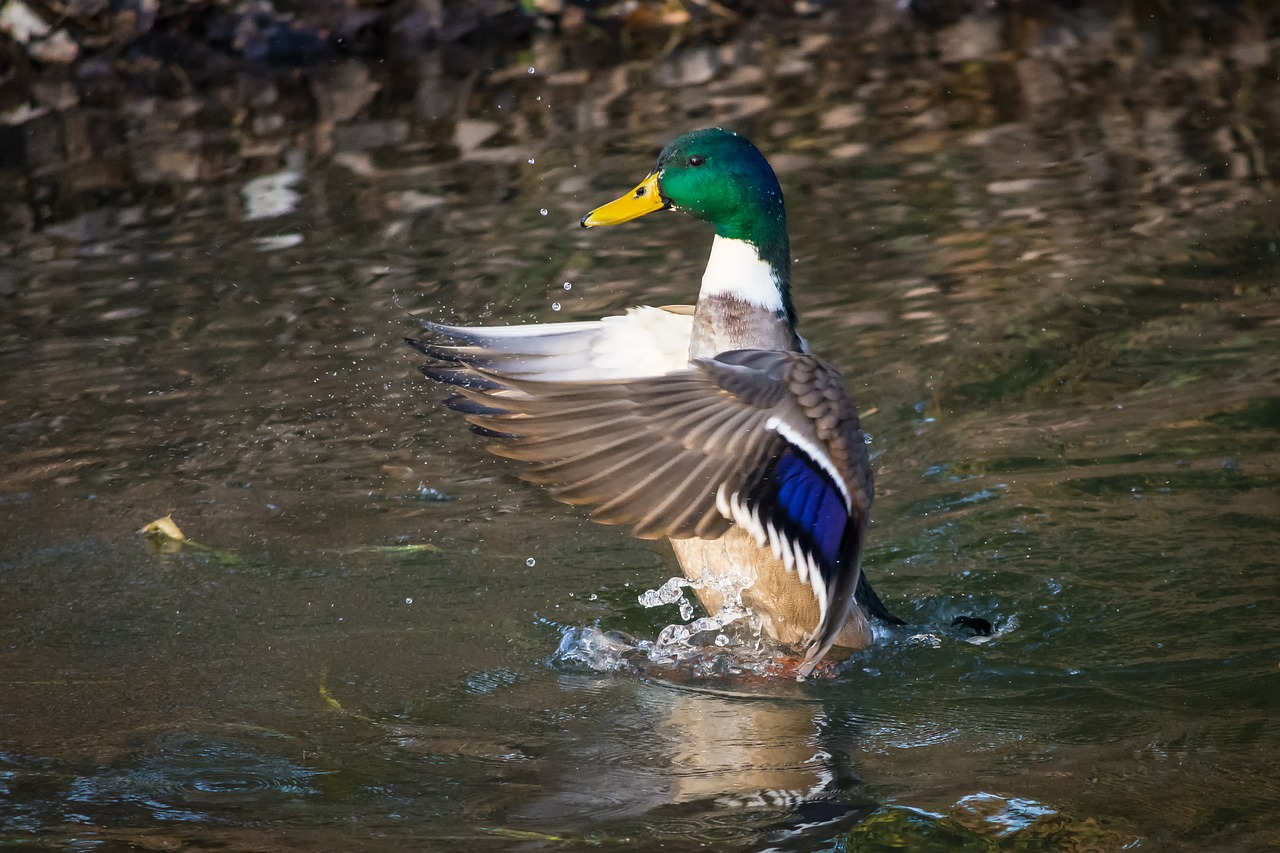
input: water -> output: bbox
[2,10,1280,851]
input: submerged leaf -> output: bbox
[357,543,443,555]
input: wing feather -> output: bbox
[413,324,888,672]
[414,306,693,381]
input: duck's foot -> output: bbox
[763,655,841,681]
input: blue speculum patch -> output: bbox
[771,447,847,575]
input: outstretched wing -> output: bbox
[413,333,875,671]
[413,305,694,382]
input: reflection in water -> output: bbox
[242,170,304,222]
[502,675,876,847]
[1,3,1279,851]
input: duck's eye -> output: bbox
[688,155,705,167]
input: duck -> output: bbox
[409,127,902,677]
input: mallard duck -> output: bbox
[410,128,901,676]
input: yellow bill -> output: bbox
[580,172,665,227]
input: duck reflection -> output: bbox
[507,673,875,847]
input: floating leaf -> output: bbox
[139,514,187,541]
[137,515,246,566]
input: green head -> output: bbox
[583,128,788,243]
[652,128,788,244]
[582,128,792,309]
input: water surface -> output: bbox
[2,9,1279,851]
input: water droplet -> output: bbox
[536,95,542,101]
[527,158,535,164]
[551,302,561,311]
[539,208,548,216]
[639,577,690,608]
[405,597,413,605]
[656,624,691,646]
[588,593,598,601]
[527,66,535,74]
[525,557,536,567]
[562,281,572,290]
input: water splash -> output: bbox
[636,576,690,608]
[554,626,635,672]
[555,572,791,677]
[555,624,786,679]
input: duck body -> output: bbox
[411,128,900,676]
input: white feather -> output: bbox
[748,505,768,548]
[792,540,809,585]
[710,454,839,631]
[809,559,829,624]
[781,537,797,573]
[726,493,749,534]
[589,308,694,376]
[764,416,852,509]
[727,493,771,550]
[429,306,693,381]
[699,236,785,312]
[437,319,601,340]
[715,483,732,519]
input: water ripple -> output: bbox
[63,729,326,823]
